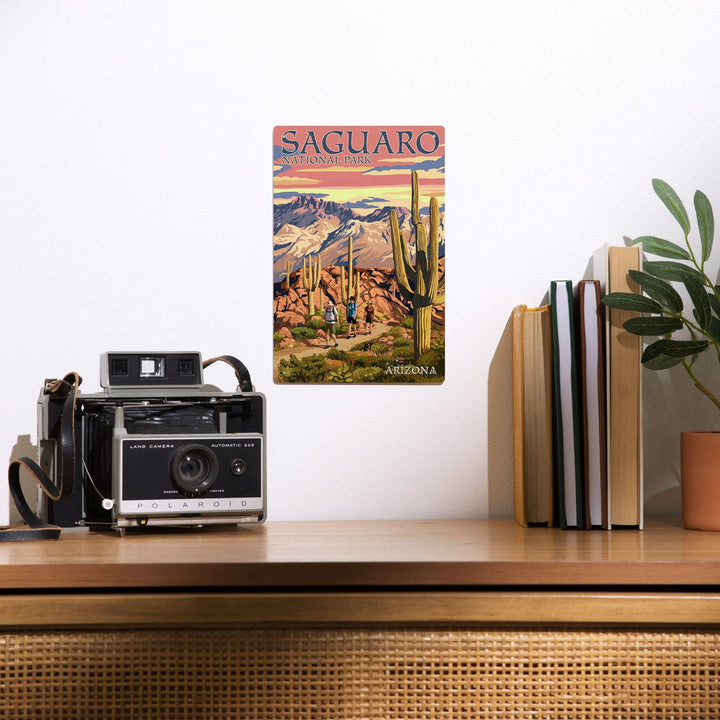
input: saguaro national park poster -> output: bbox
[273,126,445,384]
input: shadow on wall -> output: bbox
[642,353,720,517]
[487,313,514,519]
[8,434,37,525]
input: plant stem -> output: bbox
[682,359,720,411]
[693,381,720,412]
[685,228,720,312]
[664,310,718,366]
[685,230,700,270]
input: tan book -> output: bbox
[605,245,643,528]
[512,304,554,526]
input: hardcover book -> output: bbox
[273,126,445,384]
[606,246,644,528]
[578,280,608,528]
[591,244,644,529]
[512,304,554,527]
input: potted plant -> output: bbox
[602,179,720,529]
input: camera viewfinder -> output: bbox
[178,358,195,376]
[110,358,129,377]
[139,356,166,378]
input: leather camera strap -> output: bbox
[1,372,81,542]
[202,355,253,392]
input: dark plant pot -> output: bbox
[681,432,720,531]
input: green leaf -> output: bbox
[684,276,712,329]
[629,235,691,260]
[652,178,690,235]
[601,292,662,313]
[694,190,714,262]
[622,316,683,335]
[710,292,720,319]
[643,260,706,283]
[628,270,683,313]
[643,354,685,371]
[642,338,709,362]
[708,316,720,345]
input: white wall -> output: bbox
[2,1,720,525]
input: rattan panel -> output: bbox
[0,626,718,719]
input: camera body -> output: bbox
[37,352,265,533]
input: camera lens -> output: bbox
[170,444,218,497]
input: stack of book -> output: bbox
[512,244,643,529]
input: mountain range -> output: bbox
[273,195,445,280]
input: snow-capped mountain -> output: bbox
[273,195,357,234]
[273,195,445,280]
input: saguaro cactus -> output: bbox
[280,260,294,291]
[390,171,445,360]
[301,253,322,315]
[340,235,361,305]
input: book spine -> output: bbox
[511,305,529,528]
[607,246,643,528]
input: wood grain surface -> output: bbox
[0,518,718,590]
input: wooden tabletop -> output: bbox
[0,518,718,591]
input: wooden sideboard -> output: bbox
[1,518,718,718]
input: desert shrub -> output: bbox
[353,366,385,383]
[351,355,372,368]
[417,348,445,378]
[329,364,354,383]
[393,345,414,360]
[291,326,317,341]
[277,354,327,383]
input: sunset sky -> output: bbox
[273,126,445,214]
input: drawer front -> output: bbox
[2,625,718,719]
